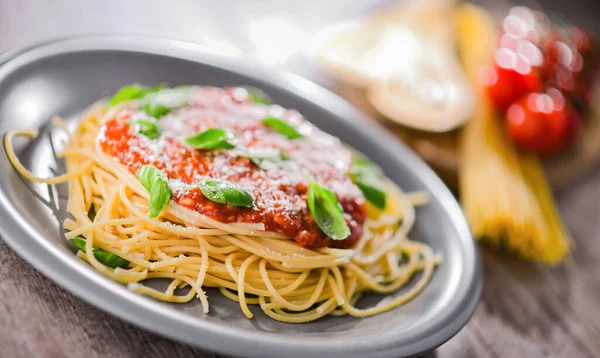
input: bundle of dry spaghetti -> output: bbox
[455,4,571,264]
[5,101,438,323]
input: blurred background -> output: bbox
[1,0,600,357]
[1,0,599,79]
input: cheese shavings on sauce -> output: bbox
[98,86,366,249]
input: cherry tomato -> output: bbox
[505,88,580,154]
[544,36,594,111]
[502,6,544,45]
[547,87,581,146]
[484,47,542,110]
[499,34,544,67]
[493,7,592,155]
[570,27,597,78]
[569,28,598,107]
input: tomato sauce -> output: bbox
[98,87,366,249]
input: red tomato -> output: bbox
[570,27,597,75]
[502,6,543,45]
[484,48,542,110]
[569,29,597,108]
[505,88,580,154]
[543,36,595,111]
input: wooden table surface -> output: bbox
[1,1,599,357]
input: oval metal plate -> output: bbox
[0,36,481,358]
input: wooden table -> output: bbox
[1,1,599,357]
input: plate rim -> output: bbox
[0,35,482,358]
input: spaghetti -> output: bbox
[456,4,571,264]
[5,85,438,323]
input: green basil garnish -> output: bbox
[137,165,172,218]
[142,86,191,112]
[185,128,236,150]
[262,117,303,139]
[137,164,161,192]
[197,179,253,207]
[244,87,271,105]
[127,119,161,139]
[307,179,350,241]
[349,158,387,210]
[71,237,130,269]
[110,84,163,106]
[143,103,171,118]
[236,148,285,169]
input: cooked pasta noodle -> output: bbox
[5,87,439,323]
[456,4,571,263]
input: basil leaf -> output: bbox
[262,117,303,139]
[236,148,285,169]
[128,119,161,139]
[349,158,387,210]
[140,86,191,120]
[143,103,171,118]
[110,84,145,105]
[198,180,226,204]
[355,176,387,210]
[137,165,172,218]
[185,128,236,150]
[149,176,172,218]
[71,237,130,269]
[352,157,384,175]
[143,86,191,109]
[110,84,163,106]
[197,179,253,207]
[307,180,350,241]
[244,86,271,105]
[71,237,88,252]
[137,165,162,191]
